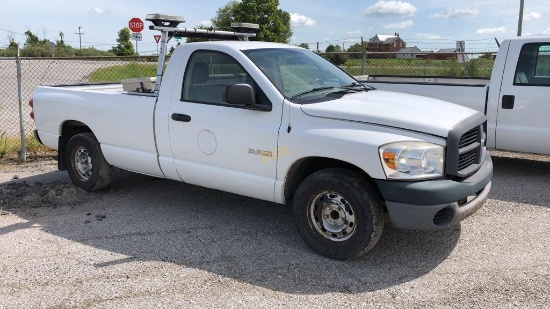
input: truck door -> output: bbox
[496,43,550,155]
[167,50,283,202]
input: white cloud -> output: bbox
[363,1,417,16]
[543,28,550,35]
[343,38,361,43]
[524,12,541,21]
[92,8,104,14]
[197,20,212,27]
[475,27,506,35]
[384,20,414,29]
[347,30,363,35]
[431,7,479,19]
[290,13,316,27]
[417,33,442,40]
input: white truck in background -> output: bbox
[361,35,550,156]
[30,14,492,260]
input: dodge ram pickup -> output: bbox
[361,35,550,156]
[30,14,492,259]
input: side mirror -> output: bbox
[224,83,271,111]
[224,83,256,105]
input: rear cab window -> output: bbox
[514,43,550,86]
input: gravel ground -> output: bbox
[0,151,549,308]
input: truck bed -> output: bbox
[33,85,163,177]
[359,76,489,114]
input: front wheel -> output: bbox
[293,168,384,260]
[66,133,111,191]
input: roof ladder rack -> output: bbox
[145,13,259,93]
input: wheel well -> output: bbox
[58,120,93,170]
[283,157,376,205]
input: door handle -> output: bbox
[502,95,515,109]
[171,113,191,122]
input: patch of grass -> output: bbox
[0,134,54,162]
[0,132,7,159]
[88,63,157,82]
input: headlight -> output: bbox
[379,142,444,180]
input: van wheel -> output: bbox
[293,168,384,260]
[66,133,111,191]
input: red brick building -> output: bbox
[367,33,406,53]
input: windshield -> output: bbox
[243,48,368,103]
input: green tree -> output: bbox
[24,30,40,46]
[212,0,292,43]
[56,31,66,48]
[297,43,310,49]
[325,44,347,65]
[346,42,368,59]
[110,28,135,56]
[7,32,18,49]
[9,38,18,49]
[212,1,239,29]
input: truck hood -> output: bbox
[300,90,479,138]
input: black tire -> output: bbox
[66,133,111,192]
[293,168,384,260]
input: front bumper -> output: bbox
[375,154,493,230]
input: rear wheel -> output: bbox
[66,133,111,191]
[293,168,384,260]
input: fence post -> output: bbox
[360,36,366,75]
[16,48,27,162]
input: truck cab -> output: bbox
[488,36,550,154]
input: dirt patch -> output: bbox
[0,180,93,215]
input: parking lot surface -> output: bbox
[0,151,549,308]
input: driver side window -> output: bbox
[182,50,270,106]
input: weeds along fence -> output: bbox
[0,51,495,161]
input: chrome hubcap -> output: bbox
[74,146,92,180]
[309,191,356,241]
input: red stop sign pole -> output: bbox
[129,17,144,33]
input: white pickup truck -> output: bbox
[30,14,492,259]
[361,35,550,156]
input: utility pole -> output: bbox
[517,0,524,36]
[75,27,84,49]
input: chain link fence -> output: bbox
[0,51,495,161]
[319,51,496,78]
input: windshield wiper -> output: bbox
[291,86,335,99]
[340,82,368,91]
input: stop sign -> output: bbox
[129,17,144,33]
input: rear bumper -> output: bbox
[375,154,493,230]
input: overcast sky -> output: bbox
[1,0,548,54]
